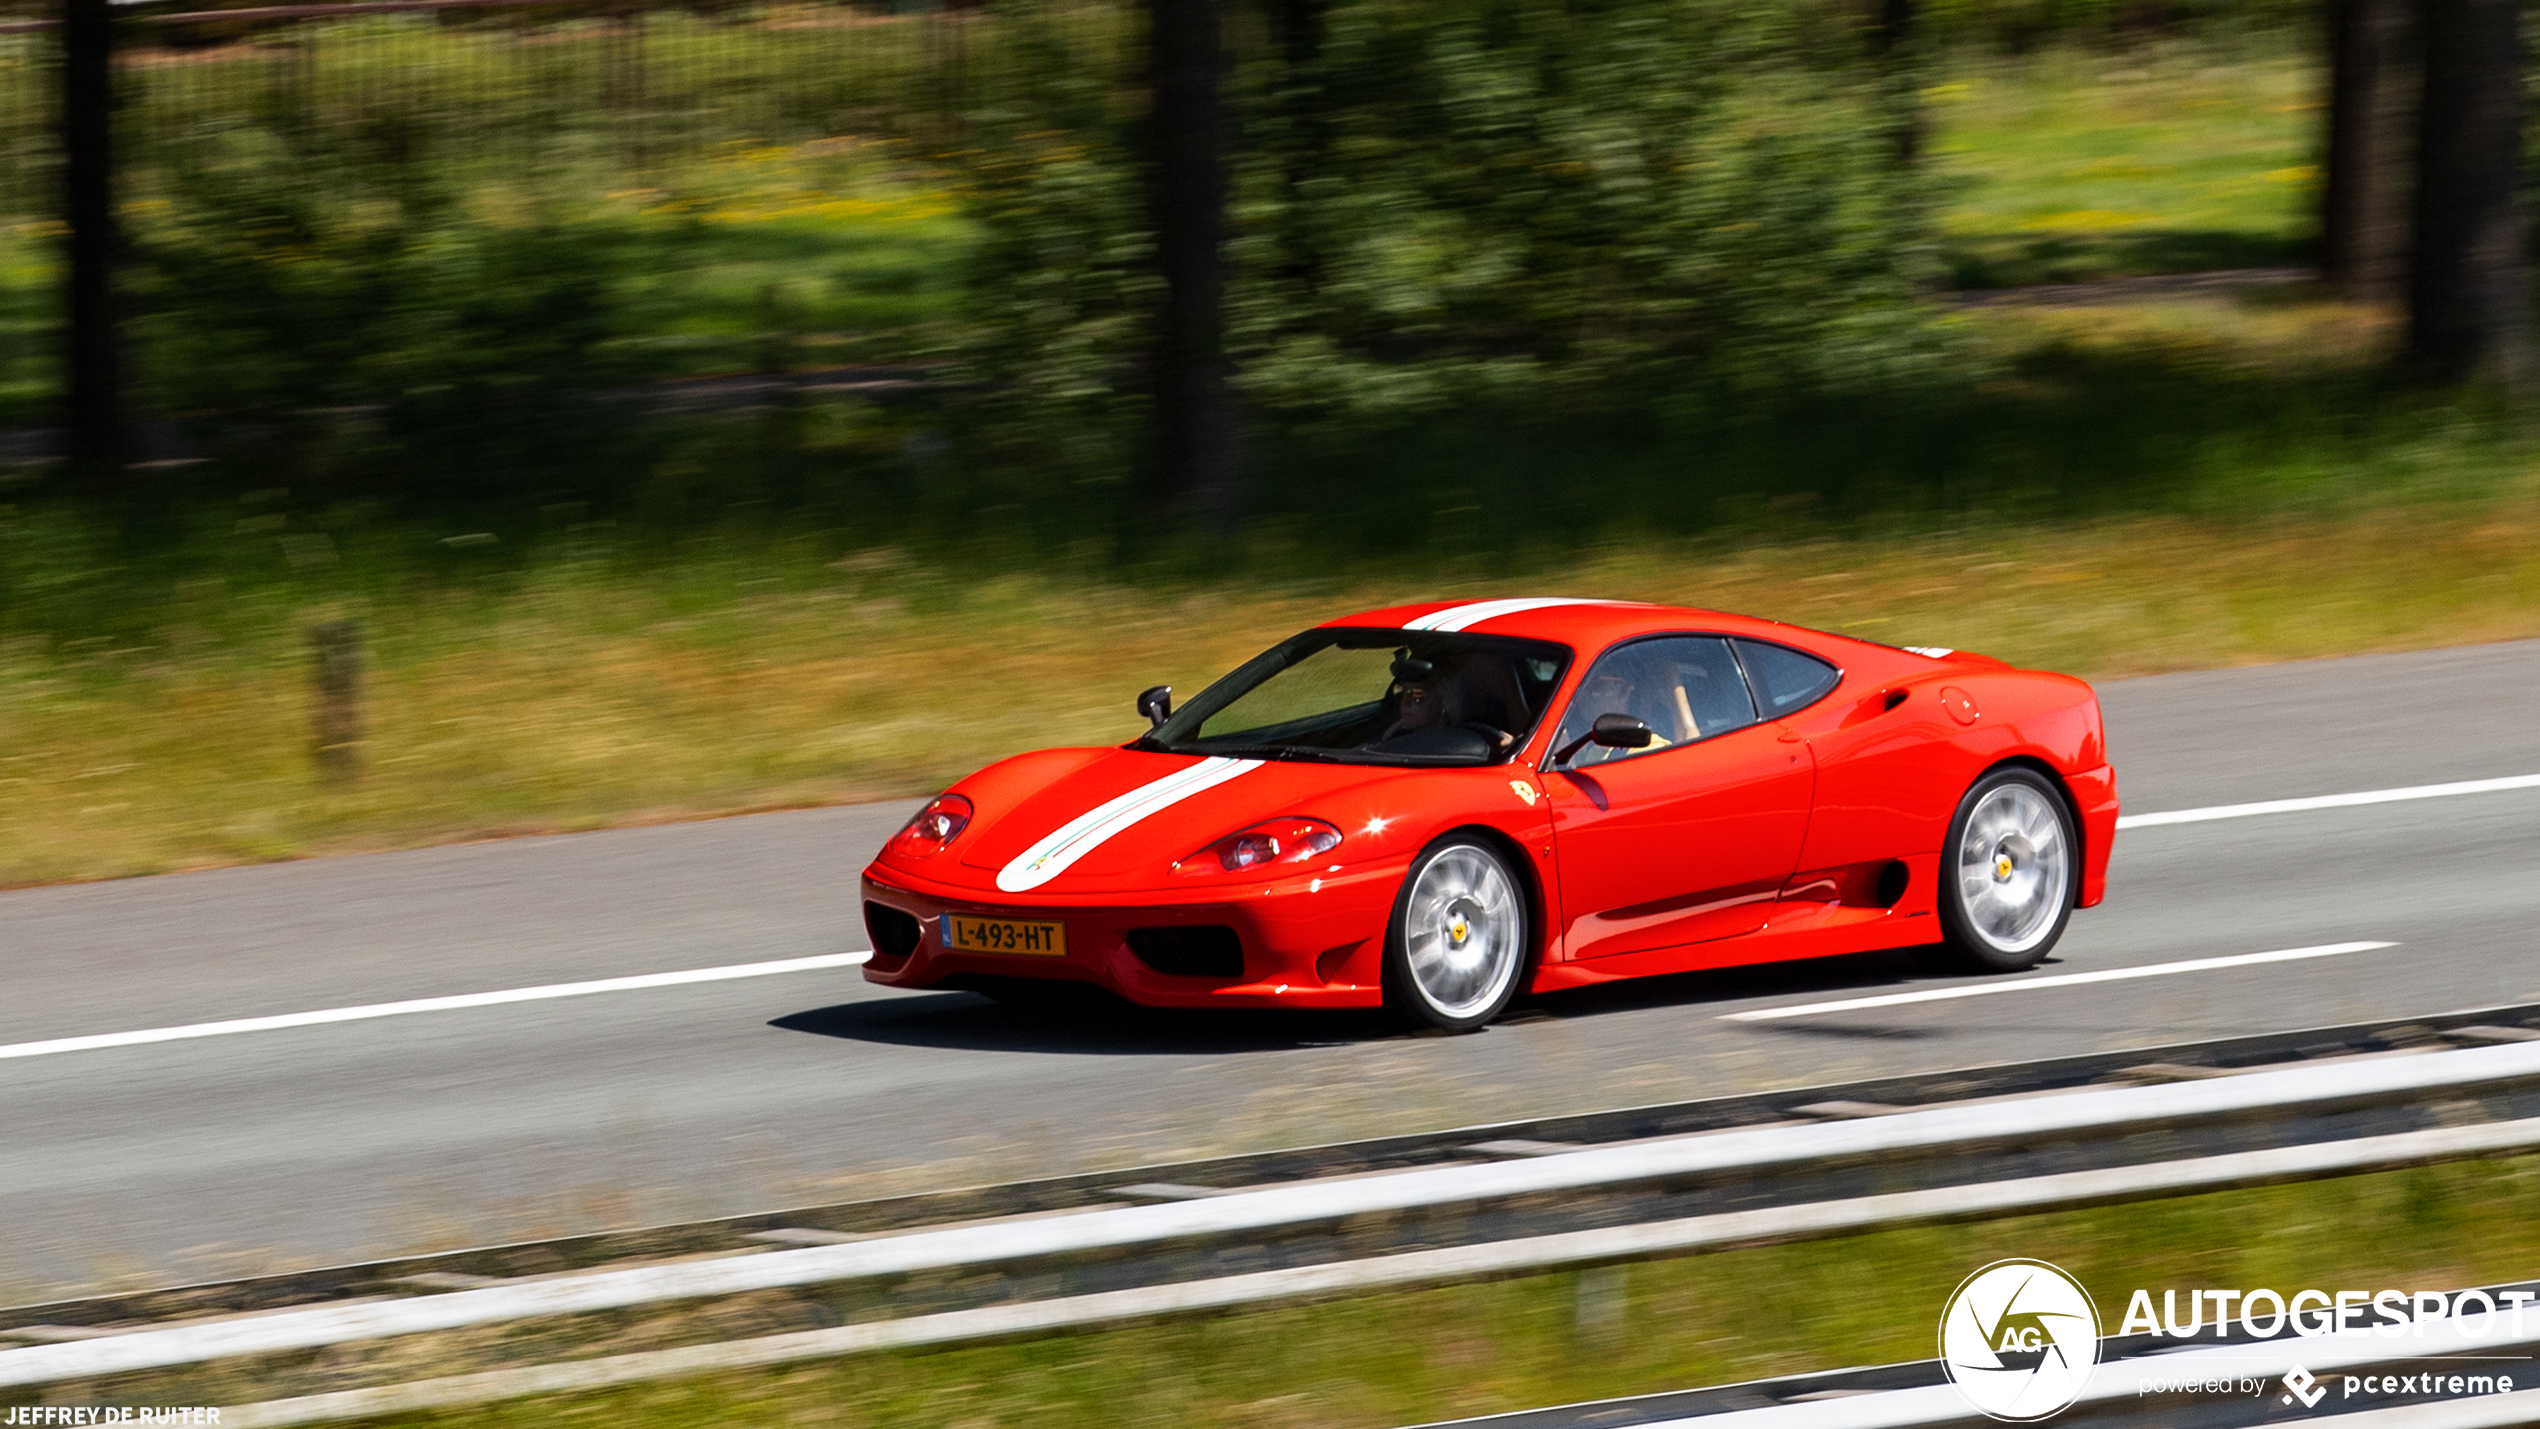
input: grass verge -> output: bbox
[5,476,2537,889]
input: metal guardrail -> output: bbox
[15,1000,2536,1341]
[10,1009,2540,1411]
[195,1119,2540,1426]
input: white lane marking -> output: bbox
[1402,597,1620,632]
[996,756,1261,893]
[1719,941,2395,1022]
[1903,645,1955,658]
[0,951,873,1062]
[2117,772,2540,829]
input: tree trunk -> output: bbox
[1874,0,1923,165]
[2321,0,2415,303]
[1149,0,1239,536]
[2410,0,2528,381]
[62,0,122,492]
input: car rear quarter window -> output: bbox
[1733,639,1842,715]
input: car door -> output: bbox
[1542,636,1816,960]
[1738,636,1955,874]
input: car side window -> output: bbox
[1548,636,1760,767]
[1733,639,1842,716]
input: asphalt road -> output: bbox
[2,640,2537,1300]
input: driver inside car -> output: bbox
[1375,652,1518,751]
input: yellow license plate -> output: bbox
[942,914,1068,958]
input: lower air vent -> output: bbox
[1127,925,1244,980]
[863,902,923,962]
[1874,860,1911,909]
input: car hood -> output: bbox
[926,744,1424,894]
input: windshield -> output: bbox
[1141,628,1572,767]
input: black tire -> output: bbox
[1927,767,2078,974]
[1382,837,1531,1032]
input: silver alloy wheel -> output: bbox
[1954,782,2072,955]
[1400,845,1525,1021]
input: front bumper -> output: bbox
[2070,762,2119,908]
[859,856,1411,1009]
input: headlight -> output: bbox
[1175,817,1343,876]
[888,794,974,858]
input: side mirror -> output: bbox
[1137,684,1174,729]
[1592,712,1655,748]
[1550,712,1653,766]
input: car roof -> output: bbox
[1324,596,1862,655]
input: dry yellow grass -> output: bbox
[4,495,2536,889]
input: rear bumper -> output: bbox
[2069,762,2119,908]
[858,858,1407,1009]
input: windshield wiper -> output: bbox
[1183,742,1345,763]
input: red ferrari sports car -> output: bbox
[861,597,2118,1030]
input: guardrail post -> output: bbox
[311,620,363,784]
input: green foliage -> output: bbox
[1920,0,2316,50]
[949,0,1960,478]
[122,121,646,508]
[131,129,632,421]
[63,13,978,514]
[0,32,55,431]
[1234,0,1952,414]
[940,5,1154,511]
[0,5,2341,553]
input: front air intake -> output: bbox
[1126,925,1244,979]
[863,902,923,962]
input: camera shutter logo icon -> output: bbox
[1939,1259,2102,1421]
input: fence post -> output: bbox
[310,621,364,784]
[61,0,122,491]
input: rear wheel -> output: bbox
[1929,768,2076,974]
[1383,838,1529,1032]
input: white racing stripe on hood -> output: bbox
[1402,597,1612,632]
[995,757,1263,893]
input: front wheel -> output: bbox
[1929,768,2077,973]
[1383,838,1530,1032]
